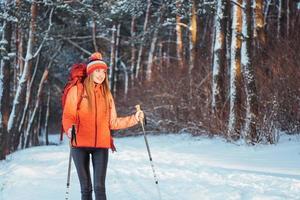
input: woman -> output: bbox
[62,52,144,200]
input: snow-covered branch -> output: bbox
[230,0,245,9]
[63,37,91,55]
[32,8,54,58]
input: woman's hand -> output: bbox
[135,110,145,123]
[67,128,72,139]
[66,125,76,139]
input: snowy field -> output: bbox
[0,133,300,200]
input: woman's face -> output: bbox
[92,69,106,84]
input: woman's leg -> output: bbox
[91,148,108,200]
[72,147,93,200]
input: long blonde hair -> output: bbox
[83,72,112,112]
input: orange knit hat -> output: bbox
[86,52,108,75]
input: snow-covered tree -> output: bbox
[253,0,265,44]
[189,0,198,74]
[228,0,243,140]
[277,0,282,38]
[8,0,53,150]
[0,22,11,159]
[146,3,166,81]
[135,0,152,79]
[211,0,228,118]
[176,0,184,69]
[242,0,259,144]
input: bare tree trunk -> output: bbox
[189,0,197,74]
[24,70,48,148]
[13,0,24,93]
[0,18,12,159]
[24,47,59,148]
[109,25,117,91]
[228,0,243,141]
[15,34,23,93]
[45,86,50,145]
[166,29,172,68]
[211,14,216,83]
[290,0,298,34]
[14,34,21,93]
[226,4,232,77]
[135,0,151,78]
[119,61,129,98]
[146,30,159,81]
[176,1,184,69]
[20,111,29,149]
[14,0,24,93]
[286,0,290,37]
[263,0,272,26]
[8,0,38,151]
[130,16,136,82]
[253,0,266,45]
[146,5,165,81]
[277,0,282,38]
[113,24,121,94]
[242,0,259,144]
[188,0,198,109]
[18,53,40,133]
[158,42,163,69]
[212,0,228,118]
[200,15,211,48]
[116,24,121,91]
[280,0,288,38]
[36,104,42,145]
[92,18,98,52]
[32,112,39,146]
[33,115,39,146]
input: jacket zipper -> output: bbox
[94,92,98,147]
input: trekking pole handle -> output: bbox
[135,105,142,123]
[71,124,77,146]
[135,104,141,112]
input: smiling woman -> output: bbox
[62,52,145,200]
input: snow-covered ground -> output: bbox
[0,133,300,200]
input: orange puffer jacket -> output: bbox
[62,84,138,148]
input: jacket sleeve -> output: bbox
[62,86,78,133]
[109,95,138,130]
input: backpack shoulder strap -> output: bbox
[76,83,84,110]
[74,83,85,134]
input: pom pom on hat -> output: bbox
[89,52,103,61]
[87,52,108,75]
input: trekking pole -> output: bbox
[65,125,76,200]
[135,105,162,200]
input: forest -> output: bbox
[0,0,299,160]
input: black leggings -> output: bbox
[71,147,108,200]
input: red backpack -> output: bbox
[60,63,87,141]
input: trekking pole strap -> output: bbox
[71,124,77,146]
